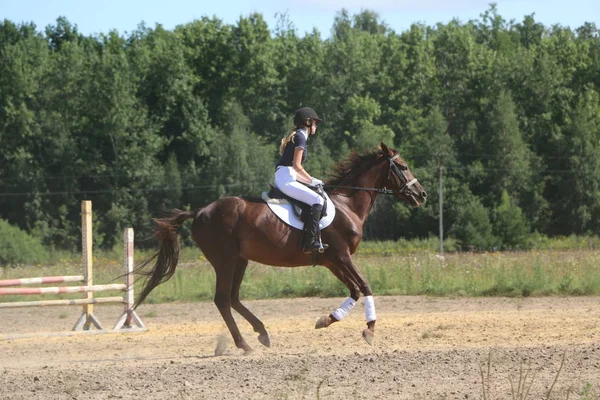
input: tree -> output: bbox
[550,89,600,234]
[451,197,496,251]
[342,95,394,150]
[493,191,531,249]
[483,91,543,213]
[203,102,275,201]
[515,14,545,48]
[230,14,282,141]
[3,9,600,249]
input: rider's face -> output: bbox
[310,120,318,135]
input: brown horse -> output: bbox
[135,142,427,354]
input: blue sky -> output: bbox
[2,0,599,37]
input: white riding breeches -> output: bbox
[274,166,324,206]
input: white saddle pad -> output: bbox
[261,192,336,231]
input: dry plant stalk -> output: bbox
[479,350,568,400]
[546,351,567,399]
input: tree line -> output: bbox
[2,5,600,252]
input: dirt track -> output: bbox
[1,296,599,399]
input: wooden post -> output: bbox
[73,201,103,331]
[113,227,145,331]
[439,166,444,256]
[124,228,134,326]
[82,200,93,327]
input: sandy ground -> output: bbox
[0,296,599,399]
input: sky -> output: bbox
[1,0,599,37]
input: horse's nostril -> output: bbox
[422,191,428,198]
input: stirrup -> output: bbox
[303,241,329,254]
[318,243,329,253]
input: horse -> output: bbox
[135,142,427,354]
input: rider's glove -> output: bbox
[311,177,324,187]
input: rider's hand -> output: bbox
[311,177,324,186]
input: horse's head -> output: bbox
[380,142,427,207]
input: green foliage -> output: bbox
[452,198,496,251]
[551,89,600,234]
[202,102,275,199]
[343,95,395,150]
[493,191,532,250]
[3,8,600,251]
[0,219,48,265]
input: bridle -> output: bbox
[387,154,419,197]
[323,154,419,197]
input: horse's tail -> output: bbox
[134,209,198,308]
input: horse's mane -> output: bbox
[326,148,384,188]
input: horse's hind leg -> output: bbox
[230,258,271,348]
[213,260,253,355]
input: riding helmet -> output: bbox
[293,107,324,126]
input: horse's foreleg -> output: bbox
[362,297,376,345]
[316,263,361,329]
[320,257,377,344]
[344,264,377,345]
[230,258,270,348]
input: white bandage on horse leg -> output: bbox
[331,297,356,321]
[364,296,376,322]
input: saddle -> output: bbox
[266,184,327,223]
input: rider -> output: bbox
[275,107,328,253]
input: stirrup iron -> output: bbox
[318,239,329,253]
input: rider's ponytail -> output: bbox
[279,129,297,155]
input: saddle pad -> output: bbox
[262,192,336,231]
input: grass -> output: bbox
[2,245,600,304]
[579,383,600,400]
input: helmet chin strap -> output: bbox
[306,119,315,134]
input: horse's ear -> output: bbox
[380,142,392,155]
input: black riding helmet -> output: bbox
[293,107,323,127]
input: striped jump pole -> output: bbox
[0,297,124,308]
[0,284,126,296]
[0,276,84,287]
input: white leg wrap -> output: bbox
[331,297,356,321]
[364,296,376,322]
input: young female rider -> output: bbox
[275,107,328,253]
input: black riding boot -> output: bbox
[302,204,329,254]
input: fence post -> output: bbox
[73,200,103,330]
[114,228,145,331]
[439,166,444,256]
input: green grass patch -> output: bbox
[3,242,600,304]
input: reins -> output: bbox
[322,184,397,195]
[322,154,419,196]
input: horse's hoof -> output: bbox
[315,315,330,329]
[243,347,255,356]
[362,328,374,346]
[258,333,271,348]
